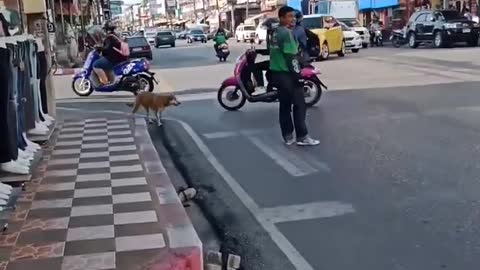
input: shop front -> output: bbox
[358,0,400,27]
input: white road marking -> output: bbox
[260,201,355,224]
[166,117,316,270]
[57,91,217,104]
[203,131,238,139]
[248,136,317,177]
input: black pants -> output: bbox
[0,48,18,163]
[252,60,270,87]
[21,41,35,130]
[271,71,308,140]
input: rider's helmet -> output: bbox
[294,10,303,25]
[103,21,116,33]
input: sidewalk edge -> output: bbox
[133,117,203,270]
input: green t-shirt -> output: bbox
[269,26,298,72]
[213,34,227,45]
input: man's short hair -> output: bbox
[278,5,295,18]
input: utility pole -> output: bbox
[193,0,198,21]
[131,5,135,26]
[231,3,235,31]
[216,0,221,27]
[246,0,249,19]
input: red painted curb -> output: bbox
[133,117,203,270]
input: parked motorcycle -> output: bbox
[71,47,157,97]
[217,49,326,111]
[371,29,383,46]
[216,43,230,62]
[390,28,407,48]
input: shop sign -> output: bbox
[265,0,278,6]
[80,0,89,8]
[111,3,122,15]
[47,22,56,33]
[167,0,176,8]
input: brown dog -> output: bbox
[130,92,180,126]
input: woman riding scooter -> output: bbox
[92,21,127,85]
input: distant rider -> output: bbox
[213,27,227,54]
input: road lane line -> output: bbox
[248,136,317,177]
[293,150,332,174]
[260,201,355,224]
[203,131,238,139]
[166,117,316,270]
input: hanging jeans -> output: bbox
[20,41,35,130]
[38,51,48,114]
[0,48,18,163]
[7,43,25,151]
[30,41,40,123]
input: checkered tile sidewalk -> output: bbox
[0,117,202,270]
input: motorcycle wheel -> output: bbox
[304,78,322,107]
[72,77,94,97]
[137,75,154,93]
[392,37,401,48]
[217,85,246,111]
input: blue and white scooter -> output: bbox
[71,47,157,96]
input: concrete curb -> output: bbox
[54,68,82,76]
[133,117,203,270]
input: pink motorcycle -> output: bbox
[217,49,326,111]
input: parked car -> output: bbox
[303,14,345,60]
[235,24,256,42]
[407,9,480,48]
[126,36,152,60]
[145,30,157,45]
[339,19,370,48]
[339,22,362,53]
[186,29,207,43]
[177,30,187,39]
[206,29,216,40]
[255,23,267,44]
[121,31,130,38]
[155,31,175,48]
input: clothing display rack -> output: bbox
[0,34,55,182]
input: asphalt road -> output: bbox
[57,45,480,269]
[150,39,258,69]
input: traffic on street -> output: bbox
[6,0,480,269]
[57,24,480,270]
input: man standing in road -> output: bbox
[270,5,319,146]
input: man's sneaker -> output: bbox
[297,136,320,146]
[252,86,267,95]
[284,135,296,145]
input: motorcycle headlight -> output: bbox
[445,23,457,28]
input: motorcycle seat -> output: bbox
[113,60,133,68]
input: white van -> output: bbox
[235,24,256,42]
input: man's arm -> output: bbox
[279,29,300,75]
